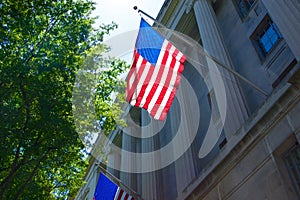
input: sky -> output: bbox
[91,0,166,63]
[92,0,166,39]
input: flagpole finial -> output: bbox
[133,6,138,11]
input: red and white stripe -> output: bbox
[126,40,186,121]
[114,188,134,200]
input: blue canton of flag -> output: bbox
[93,173,134,200]
[126,18,186,121]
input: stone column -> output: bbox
[107,146,121,177]
[193,0,249,138]
[140,110,159,200]
[119,132,136,191]
[262,0,300,61]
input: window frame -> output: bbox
[233,0,257,18]
[250,15,283,61]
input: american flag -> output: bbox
[126,18,186,121]
[93,173,134,200]
[114,188,134,200]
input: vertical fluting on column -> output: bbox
[262,0,300,61]
[193,0,248,138]
[107,146,121,177]
[119,133,131,188]
[172,84,197,194]
[140,110,158,200]
[119,131,136,194]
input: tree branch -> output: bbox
[19,83,30,135]
[12,147,54,200]
[0,144,21,198]
[12,160,41,200]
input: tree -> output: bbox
[72,45,129,153]
[0,0,120,199]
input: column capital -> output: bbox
[188,0,218,14]
[185,0,194,14]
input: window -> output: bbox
[257,21,282,55]
[236,0,256,18]
[251,15,282,59]
[284,144,300,197]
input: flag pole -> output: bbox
[133,6,167,28]
[203,52,269,96]
[133,6,268,97]
[96,163,144,200]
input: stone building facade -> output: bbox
[76,0,300,199]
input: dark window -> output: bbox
[284,144,300,197]
[251,15,282,59]
[272,59,297,88]
[236,0,256,18]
